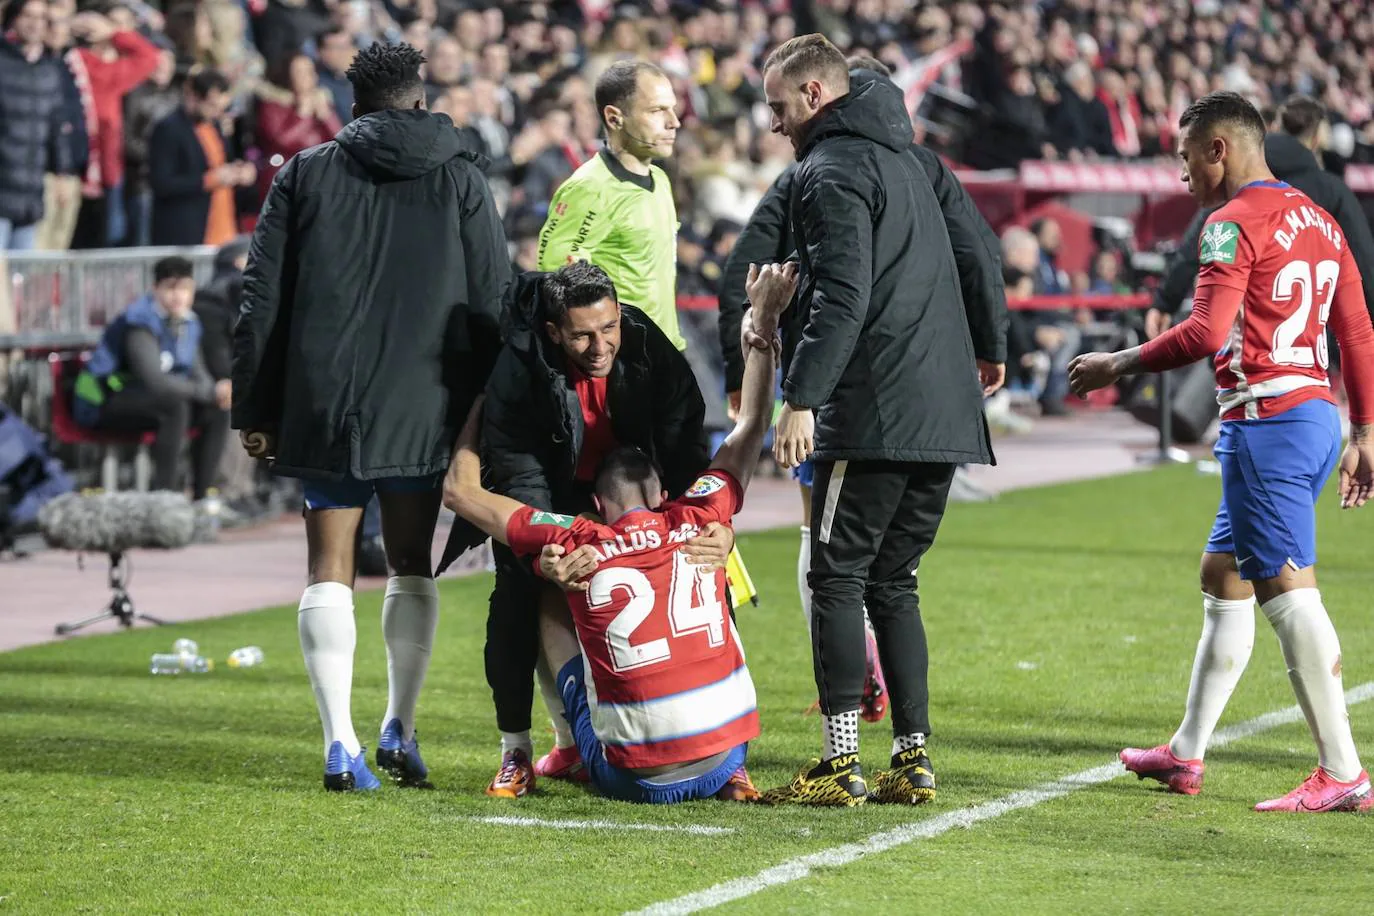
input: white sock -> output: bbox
[822,710,859,760]
[1169,594,1256,761]
[380,575,439,741]
[501,730,533,758]
[298,581,359,759]
[536,654,575,749]
[798,526,813,631]
[892,733,925,756]
[1261,588,1363,782]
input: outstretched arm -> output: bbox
[442,397,525,545]
[708,263,793,492]
[1070,217,1252,396]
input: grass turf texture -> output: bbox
[2,464,1373,914]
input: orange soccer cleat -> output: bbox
[716,766,761,803]
[486,749,536,798]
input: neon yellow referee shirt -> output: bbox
[537,149,684,351]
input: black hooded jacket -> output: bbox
[436,270,709,573]
[717,81,1006,394]
[1154,132,1374,322]
[784,76,993,465]
[231,109,510,480]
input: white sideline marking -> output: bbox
[466,815,734,836]
[631,681,1374,916]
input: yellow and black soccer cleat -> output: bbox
[761,753,868,807]
[869,746,936,805]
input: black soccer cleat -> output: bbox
[761,753,868,807]
[870,746,936,804]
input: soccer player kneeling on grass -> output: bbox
[443,262,796,803]
[1070,91,1374,813]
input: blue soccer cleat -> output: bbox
[375,718,433,789]
[324,741,382,792]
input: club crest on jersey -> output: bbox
[1200,221,1240,264]
[686,475,726,498]
[529,510,574,528]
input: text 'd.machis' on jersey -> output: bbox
[1198,181,1361,420]
[506,471,759,769]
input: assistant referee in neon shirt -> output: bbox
[537,60,685,351]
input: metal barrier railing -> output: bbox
[2,247,219,350]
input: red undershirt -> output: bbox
[571,366,618,481]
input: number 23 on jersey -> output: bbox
[1271,258,1339,369]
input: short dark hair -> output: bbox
[845,54,891,78]
[764,33,849,89]
[1178,90,1266,147]
[187,67,230,98]
[1276,94,1326,142]
[541,261,618,327]
[153,256,195,284]
[594,446,662,505]
[347,41,426,114]
[594,60,666,128]
[321,26,352,47]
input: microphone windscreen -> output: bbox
[38,492,197,553]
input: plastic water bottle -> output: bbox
[172,638,199,657]
[201,489,223,538]
[150,653,214,675]
[227,646,264,669]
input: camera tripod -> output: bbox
[54,550,168,636]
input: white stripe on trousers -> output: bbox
[817,460,848,545]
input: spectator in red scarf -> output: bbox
[253,50,341,204]
[65,2,159,249]
[1097,69,1142,158]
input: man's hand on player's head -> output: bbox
[774,403,814,469]
[976,360,1006,397]
[681,521,735,571]
[539,543,600,592]
[1068,352,1122,398]
[1338,425,1374,509]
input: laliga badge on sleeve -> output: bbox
[529,511,574,529]
[686,475,726,498]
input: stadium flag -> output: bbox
[725,546,759,607]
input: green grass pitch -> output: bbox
[2,465,1373,914]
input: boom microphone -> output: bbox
[38,491,197,554]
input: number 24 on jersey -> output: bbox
[589,553,727,673]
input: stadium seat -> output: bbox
[46,354,199,493]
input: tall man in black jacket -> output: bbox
[435,262,731,798]
[719,56,1007,723]
[757,35,994,807]
[233,43,511,793]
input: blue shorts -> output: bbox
[1205,399,1342,581]
[791,458,815,488]
[302,473,442,511]
[557,656,747,804]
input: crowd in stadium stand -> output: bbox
[4,0,1372,256]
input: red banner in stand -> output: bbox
[674,294,1153,312]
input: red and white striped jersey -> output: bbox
[506,470,759,770]
[1195,182,1358,421]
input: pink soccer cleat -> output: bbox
[860,622,888,723]
[1254,768,1374,813]
[534,744,590,783]
[1120,744,1205,795]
